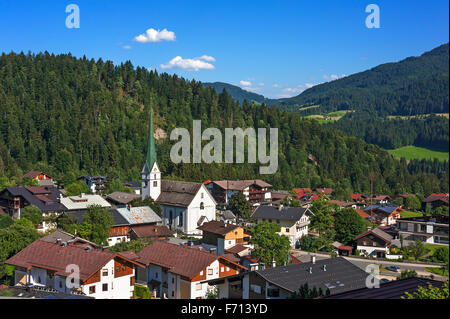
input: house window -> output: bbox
[102,269,108,276]
[196,283,202,291]
[285,228,290,233]
[172,278,175,284]
[169,210,173,224]
[200,271,203,276]
[38,276,41,283]
[229,241,232,245]
[268,219,272,223]
[276,219,280,224]
[200,202,204,210]
[153,181,157,187]
[59,281,63,288]
[122,265,126,271]
[179,212,183,227]
[201,193,204,199]
[102,284,108,292]
[130,277,135,286]
[172,291,174,297]
[208,269,213,275]
[226,267,230,271]
[221,267,224,272]
[89,286,96,294]
[116,266,120,273]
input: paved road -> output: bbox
[292,250,448,281]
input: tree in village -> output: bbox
[0,222,40,283]
[105,178,132,194]
[250,221,291,267]
[83,205,114,246]
[333,208,366,245]
[402,281,449,299]
[0,215,14,229]
[405,196,422,211]
[228,192,252,220]
[288,283,330,299]
[309,200,334,236]
[65,180,91,196]
[408,240,429,261]
[21,205,43,226]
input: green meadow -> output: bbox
[388,146,449,162]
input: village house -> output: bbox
[422,193,449,210]
[79,175,107,194]
[123,181,141,195]
[373,195,392,205]
[106,192,140,208]
[206,256,368,299]
[197,220,250,250]
[23,170,56,187]
[0,186,66,231]
[250,205,313,247]
[129,224,174,241]
[129,241,247,299]
[354,227,394,258]
[60,193,112,211]
[329,200,357,209]
[204,179,273,207]
[5,234,142,299]
[316,188,334,196]
[396,215,449,245]
[270,190,292,206]
[140,105,216,236]
[364,205,403,226]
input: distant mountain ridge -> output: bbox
[202,82,270,104]
[274,43,449,116]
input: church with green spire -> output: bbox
[141,102,161,201]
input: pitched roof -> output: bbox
[134,241,220,279]
[354,227,393,244]
[197,220,240,236]
[225,244,249,255]
[356,209,370,218]
[211,180,272,191]
[130,224,174,238]
[423,193,449,203]
[220,210,236,220]
[60,194,111,211]
[116,206,162,225]
[64,208,129,227]
[156,180,203,207]
[106,192,140,205]
[5,240,116,282]
[40,229,99,247]
[0,285,93,299]
[324,278,445,299]
[123,181,141,189]
[364,205,401,215]
[23,171,53,180]
[316,188,334,194]
[251,205,310,221]
[329,200,355,207]
[4,186,65,213]
[255,257,368,294]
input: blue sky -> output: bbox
[0,1,448,98]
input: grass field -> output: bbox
[388,146,449,162]
[400,211,423,218]
[303,110,353,124]
[387,113,449,120]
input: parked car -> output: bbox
[385,265,401,272]
[380,278,390,284]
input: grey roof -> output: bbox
[37,180,56,187]
[0,286,94,299]
[221,210,236,220]
[251,205,310,221]
[40,229,99,247]
[64,209,130,226]
[354,227,393,243]
[364,205,399,214]
[106,192,140,205]
[156,180,203,207]
[116,206,162,225]
[60,194,111,211]
[324,278,445,299]
[255,257,368,295]
[3,187,65,213]
[123,181,141,189]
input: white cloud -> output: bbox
[240,80,252,86]
[160,56,215,71]
[258,83,265,87]
[134,28,176,43]
[123,45,132,50]
[323,74,346,81]
[272,84,282,88]
[196,55,216,62]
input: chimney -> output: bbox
[259,262,265,270]
[279,204,283,211]
[310,254,316,264]
[271,259,276,268]
[322,265,327,272]
[80,193,85,198]
[308,267,312,274]
[56,238,62,244]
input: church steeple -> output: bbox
[141,101,161,200]
[146,102,157,170]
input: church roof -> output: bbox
[156,180,203,207]
[145,102,157,170]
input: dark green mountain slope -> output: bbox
[272,43,449,116]
[202,82,268,104]
[0,52,447,196]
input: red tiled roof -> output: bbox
[5,240,116,282]
[352,193,362,200]
[316,188,334,194]
[212,180,272,190]
[134,241,221,279]
[130,225,174,238]
[293,188,312,194]
[225,244,248,255]
[203,180,212,185]
[423,193,449,203]
[24,186,51,195]
[356,209,370,218]
[374,195,391,200]
[23,171,53,180]
[290,255,302,264]
[197,220,240,236]
[338,245,353,251]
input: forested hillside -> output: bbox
[202,82,268,104]
[0,52,448,196]
[273,43,449,116]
